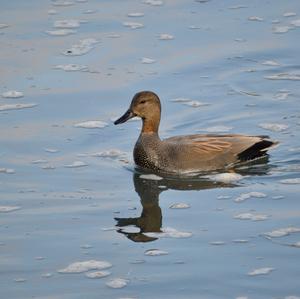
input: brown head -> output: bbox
[114,91,161,133]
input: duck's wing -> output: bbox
[164,134,276,160]
[165,134,232,155]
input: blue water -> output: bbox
[1,0,300,298]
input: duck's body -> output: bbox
[114,91,277,174]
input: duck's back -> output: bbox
[134,133,276,173]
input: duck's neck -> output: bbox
[141,115,160,135]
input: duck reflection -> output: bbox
[115,169,242,243]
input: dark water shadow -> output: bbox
[115,159,274,243]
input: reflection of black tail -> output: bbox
[238,138,278,162]
[116,229,158,243]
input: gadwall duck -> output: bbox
[114,91,278,174]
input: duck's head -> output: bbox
[114,91,161,132]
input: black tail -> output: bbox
[238,139,277,162]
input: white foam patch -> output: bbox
[280,178,300,184]
[272,25,293,33]
[265,73,300,80]
[145,249,168,256]
[209,241,226,245]
[264,227,300,238]
[234,212,269,221]
[74,120,108,128]
[106,278,128,289]
[85,271,111,279]
[58,260,112,273]
[42,165,56,170]
[234,192,267,203]
[83,9,97,14]
[0,103,37,111]
[248,267,274,276]
[217,195,231,200]
[159,33,174,40]
[169,203,190,209]
[31,159,48,164]
[128,12,144,17]
[48,9,57,15]
[183,100,210,107]
[14,278,27,282]
[248,16,264,21]
[46,29,76,36]
[123,22,144,29]
[283,12,297,17]
[54,19,81,28]
[0,23,10,29]
[290,19,300,27]
[274,90,290,100]
[2,90,24,98]
[145,227,192,239]
[0,168,15,174]
[0,206,21,213]
[206,173,243,183]
[62,38,99,56]
[170,98,209,107]
[54,64,89,71]
[290,242,300,248]
[44,148,59,153]
[198,125,233,133]
[272,195,285,200]
[261,60,280,66]
[143,0,163,6]
[259,123,289,132]
[52,0,74,6]
[140,174,163,180]
[141,57,156,64]
[91,149,126,158]
[64,161,88,168]
[189,25,201,30]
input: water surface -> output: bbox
[1,0,300,298]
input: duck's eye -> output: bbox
[140,100,146,104]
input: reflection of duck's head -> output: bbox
[114,91,161,133]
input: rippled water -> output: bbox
[1,1,300,298]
